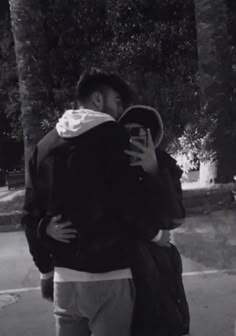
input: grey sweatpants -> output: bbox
[54,279,135,336]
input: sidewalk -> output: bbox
[1,185,236,271]
[1,188,236,336]
[1,265,236,336]
[0,186,24,202]
[0,187,24,232]
[0,183,235,232]
[0,290,54,336]
[174,206,236,270]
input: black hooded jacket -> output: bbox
[21,109,188,335]
[22,114,163,274]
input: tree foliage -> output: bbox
[1,0,236,175]
[41,0,199,146]
[0,13,21,141]
[0,0,198,139]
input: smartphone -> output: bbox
[127,126,148,162]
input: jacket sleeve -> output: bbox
[21,148,54,274]
[111,141,186,237]
[105,125,161,241]
[150,149,186,230]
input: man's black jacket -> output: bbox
[22,119,189,336]
[22,121,161,274]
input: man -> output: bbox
[22,69,162,336]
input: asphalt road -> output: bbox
[0,210,236,336]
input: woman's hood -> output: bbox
[118,105,164,148]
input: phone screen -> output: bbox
[129,126,148,146]
[127,126,148,162]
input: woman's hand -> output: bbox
[46,215,78,243]
[124,129,158,175]
[152,230,171,247]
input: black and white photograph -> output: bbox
[0,1,236,335]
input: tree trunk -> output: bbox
[9,0,51,186]
[194,0,236,186]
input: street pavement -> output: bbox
[0,208,236,336]
[0,187,24,202]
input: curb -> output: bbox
[0,225,22,233]
[183,189,234,216]
[183,189,233,208]
[0,211,23,233]
[0,294,20,309]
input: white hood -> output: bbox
[56,109,115,138]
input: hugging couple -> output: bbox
[22,68,190,336]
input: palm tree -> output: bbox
[194,0,236,185]
[9,0,51,185]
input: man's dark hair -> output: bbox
[75,68,135,108]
